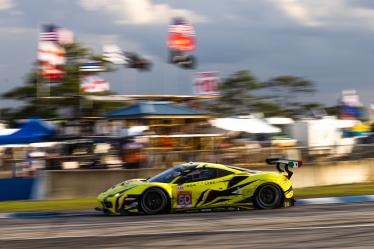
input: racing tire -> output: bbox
[140,188,169,215]
[253,183,283,209]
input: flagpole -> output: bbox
[78,74,82,134]
[36,24,42,99]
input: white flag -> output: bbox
[57,28,74,44]
[102,44,128,65]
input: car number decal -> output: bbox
[177,191,192,208]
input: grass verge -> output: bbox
[0,198,97,213]
[0,182,374,213]
[295,182,374,199]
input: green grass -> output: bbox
[0,198,97,213]
[295,182,374,199]
[0,182,374,213]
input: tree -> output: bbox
[1,43,120,121]
[261,75,317,116]
[209,71,323,117]
[210,70,264,115]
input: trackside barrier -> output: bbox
[29,159,374,200]
[0,178,35,201]
[2,159,373,200]
[36,168,164,199]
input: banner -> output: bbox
[340,90,363,120]
[193,72,219,95]
[168,17,196,52]
[80,75,110,93]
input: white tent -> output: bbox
[0,128,19,136]
[265,117,294,125]
[210,117,281,134]
[120,126,149,137]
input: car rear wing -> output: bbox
[266,158,302,179]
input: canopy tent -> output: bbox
[0,119,55,145]
[265,117,294,125]
[210,117,281,134]
[105,101,210,119]
[120,126,149,137]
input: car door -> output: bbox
[171,167,233,209]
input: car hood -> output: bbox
[101,179,146,197]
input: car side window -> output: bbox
[183,168,232,183]
[216,168,233,178]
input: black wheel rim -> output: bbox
[257,185,279,208]
[145,192,163,211]
[260,188,276,205]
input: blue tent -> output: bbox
[0,119,55,145]
[105,101,209,119]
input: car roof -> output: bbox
[182,162,246,174]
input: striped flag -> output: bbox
[80,75,110,93]
[80,61,106,72]
[102,44,128,65]
[38,24,74,81]
[168,17,196,52]
[38,41,66,65]
[40,63,64,81]
[39,24,59,42]
[56,28,74,44]
[39,24,74,44]
[38,41,65,81]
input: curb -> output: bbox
[296,195,374,205]
[0,213,12,219]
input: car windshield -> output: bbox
[147,164,189,183]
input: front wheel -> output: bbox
[140,188,169,215]
[253,183,283,209]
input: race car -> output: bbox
[96,158,301,215]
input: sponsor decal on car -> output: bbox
[177,191,192,208]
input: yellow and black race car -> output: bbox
[96,159,301,215]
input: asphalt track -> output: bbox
[0,202,374,249]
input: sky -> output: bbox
[1,0,374,108]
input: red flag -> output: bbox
[168,17,196,52]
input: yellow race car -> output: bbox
[96,159,301,215]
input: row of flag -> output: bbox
[38,24,74,81]
[37,24,110,93]
[37,17,200,93]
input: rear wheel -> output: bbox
[253,183,283,209]
[140,188,169,215]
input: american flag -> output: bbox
[39,24,59,42]
[39,24,74,44]
[169,17,195,36]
